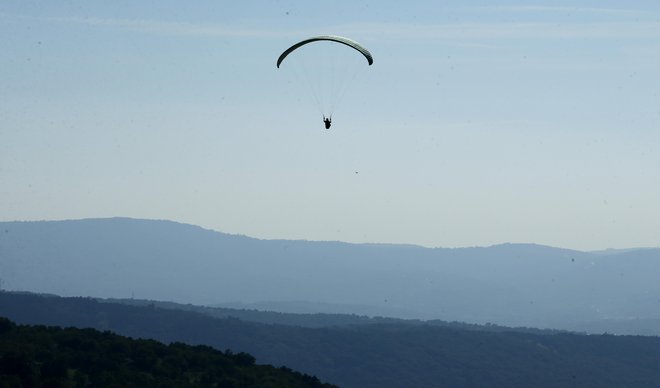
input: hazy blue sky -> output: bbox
[1,1,659,250]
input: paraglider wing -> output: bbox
[276,35,373,68]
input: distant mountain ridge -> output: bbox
[1,217,659,331]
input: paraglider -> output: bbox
[277,35,373,129]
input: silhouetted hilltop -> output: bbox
[3,291,660,388]
[0,315,335,388]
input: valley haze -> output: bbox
[1,217,659,333]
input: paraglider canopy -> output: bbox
[277,35,373,125]
[277,35,374,68]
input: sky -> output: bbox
[1,1,659,251]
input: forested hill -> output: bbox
[3,292,660,388]
[0,316,335,388]
[106,297,566,335]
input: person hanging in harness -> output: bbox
[323,116,332,129]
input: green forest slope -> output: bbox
[0,316,335,388]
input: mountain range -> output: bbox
[1,217,659,332]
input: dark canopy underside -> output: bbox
[276,35,373,68]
